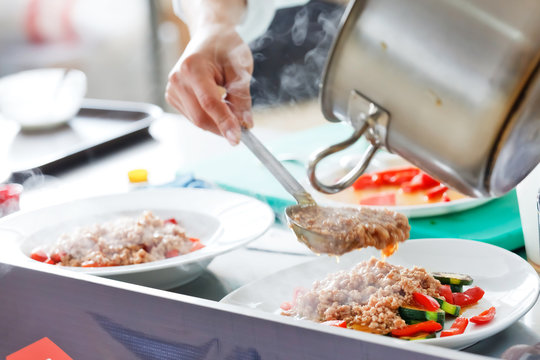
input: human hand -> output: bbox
[166,24,253,145]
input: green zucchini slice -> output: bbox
[435,298,461,316]
[431,272,473,286]
[399,306,445,327]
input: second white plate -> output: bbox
[221,238,540,349]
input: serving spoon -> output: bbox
[241,128,378,255]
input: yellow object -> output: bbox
[128,169,148,183]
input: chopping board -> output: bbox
[185,124,524,251]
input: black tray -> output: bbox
[6,99,162,183]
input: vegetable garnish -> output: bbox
[470,307,496,325]
[359,192,396,206]
[391,320,442,337]
[401,173,439,193]
[352,167,420,190]
[321,320,347,328]
[413,292,440,311]
[453,286,485,307]
[440,317,469,337]
[439,285,454,304]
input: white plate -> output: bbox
[0,188,274,289]
[307,152,491,218]
[221,239,540,349]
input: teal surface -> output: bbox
[185,124,524,251]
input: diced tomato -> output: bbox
[50,253,62,264]
[470,307,496,325]
[425,185,449,200]
[401,173,440,193]
[45,258,56,265]
[321,320,347,328]
[440,317,469,337]
[352,167,421,190]
[413,292,440,311]
[164,218,178,225]
[439,285,454,304]
[442,192,451,202]
[453,286,485,307]
[166,249,180,258]
[30,251,48,263]
[189,237,200,243]
[391,320,442,337]
[280,301,292,311]
[190,242,205,252]
[359,192,396,206]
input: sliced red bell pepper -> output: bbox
[453,286,485,307]
[30,251,48,263]
[442,192,451,202]
[352,168,420,190]
[280,301,292,311]
[165,249,180,258]
[440,317,469,337]
[321,320,347,328]
[439,285,454,304]
[425,185,449,200]
[190,241,205,252]
[413,292,440,311]
[391,320,442,337]
[164,218,178,225]
[470,307,496,325]
[359,192,396,206]
[401,173,440,193]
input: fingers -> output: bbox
[224,64,253,129]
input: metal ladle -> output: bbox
[240,128,363,255]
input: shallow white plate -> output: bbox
[221,239,540,349]
[306,152,491,218]
[0,188,274,289]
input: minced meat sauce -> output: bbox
[282,257,441,334]
[31,211,197,267]
[289,205,410,256]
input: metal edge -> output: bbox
[319,0,369,123]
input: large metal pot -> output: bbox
[309,0,540,197]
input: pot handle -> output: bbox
[307,90,388,194]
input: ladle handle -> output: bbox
[240,128,314,205]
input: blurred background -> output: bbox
[0,0,344,110]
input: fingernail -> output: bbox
[225,130,239,145]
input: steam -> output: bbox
[249,3,345,106]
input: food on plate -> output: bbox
[281,257,492,339]
[322,167,468,206]
[29,211,204,267]
[288,205,410,256]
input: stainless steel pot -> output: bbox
[309,0,540,197]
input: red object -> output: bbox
[190,241,205,252]
[7,337,72,360]
[426,185,449,200]
[164,218,178,225]
[352,167,420,190]
[321,320,347,328]
[280,301,292,311]
[359,192,396,206]
[442,192,451,202]
[50,253,62,264]
[401,173,440,193]
[439,285,454,304]
[440,317,469,337]
[30,251,48,263]
[391,320,442,337]
[413,292,440,311]
[453,286,485,307]
[470,307,496,325]
[166,249,180,258]
[0,184,23,217]
[189,237,200,242]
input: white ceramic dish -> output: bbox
[221,238,540,349]
[307,152,491,218]
[0,188,274,289]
